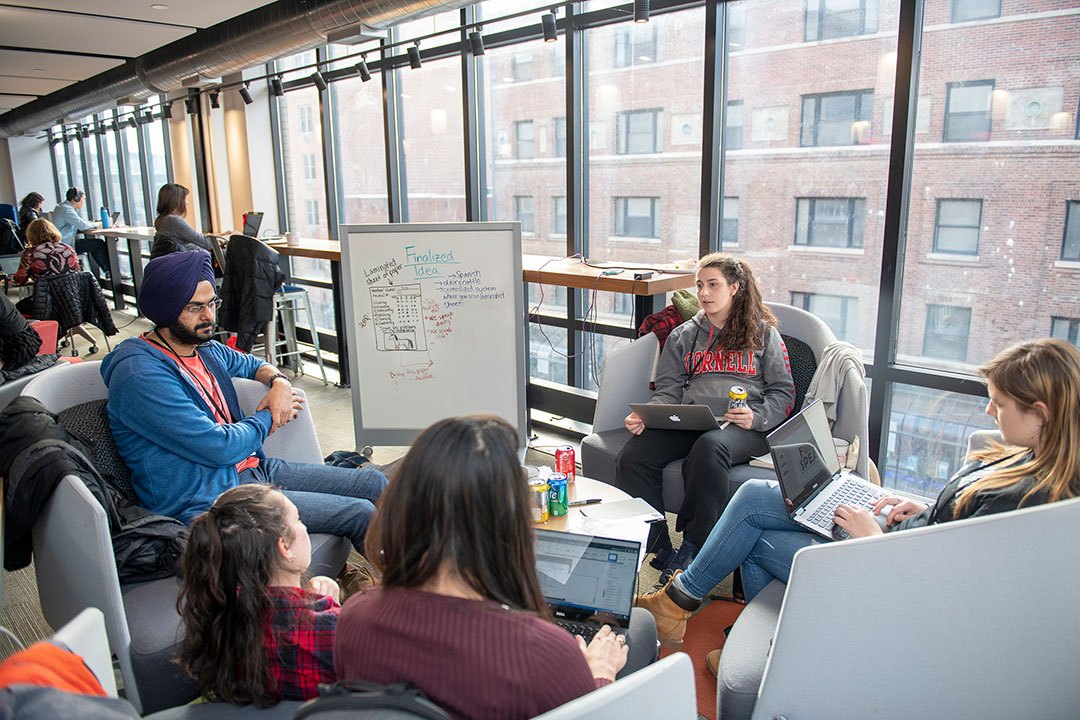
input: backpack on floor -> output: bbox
[293,681,449,720]
[0,218,23,255]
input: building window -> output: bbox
[553,196,567,235]
[795,197,865,248]
[923,304,972,362]
[298,105,313,135]
[801,90,873,146]
[553,117,566,158]
[805,0,878,42]
[791,292,857,342]
[614,197,659,239]
[1062,201,1080,261]
[515,120,534,159]
[512,52,534,82]
[614,25,658,68]
[552,44,565,77]
[725,101,744,150]
[952,0,1001,22]
[302,154,317,181]
[514,196,535,235]
[616,109,661,155]
[934,199,982,255]
[722,197,739,247]
[304,199,319,228]
[944,80,994,142]
[728,3,747,49]
[612,293,635,318]
[1051,317,1080,347]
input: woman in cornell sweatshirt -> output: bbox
[616,253,795,587]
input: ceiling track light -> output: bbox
[161,101,173,119]
[634,0,650,23]
[209,90,221,109]
[355,56,372,82]
[311,69,328,92]
[80,126,90,139]
[270,76,284,97]
[407,42,422,69]
[185,96,198,115]
[126,115,138,129]
[469,29,485,56]
[239,83,254,105]
[542,11,558,42]
[141,111,154,124]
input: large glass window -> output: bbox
[279,84,328,238]
[589,8,704,260]
[68,132,86,199]
[101,126,124,219]
[483,31,565,253]
[800,90,873,146]
[792,291,857,342]
[146,114,170,204]
[923,304,972,363]
[85,129,105,215]
[944,80,993,142]
[1063,201,1080,261]
[120,114,148,225]
[952,0,1001,23]
[805,0,878,42]
[52,133,70,193]
[794,197,865,248]
[933,199,982,255]
[331,45,389,225]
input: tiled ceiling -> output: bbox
[0,0,277,111]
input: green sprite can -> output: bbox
[547,473,569,517]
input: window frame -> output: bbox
[614,24,659,68]
[553,116,567,158]
[794,197,866,249]
[922,304,973,362]
[514,120,535,160]
[722,196,739,247]
[298,104,314,135]
[800,89,874,147]
[514,195,535,235]
[615,108,662,155]
[553,195,567,236]
[1050,317,1080,347]
[725,100,744,150]
[614,196,660,240]
[1062,201,1080,261]
[951,0,1001,23]
[790,291,858,342]
[805,0,878,42]
[944,80,994,142]
[933,198,983,256]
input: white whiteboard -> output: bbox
[339,223,527,449]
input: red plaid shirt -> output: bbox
[263,586,340,700]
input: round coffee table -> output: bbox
[534,476,632,532]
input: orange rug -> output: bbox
[659,599,746,720]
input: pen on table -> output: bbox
[569,498,602,507]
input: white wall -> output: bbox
[243,69,281,236]
[9,135,56,206]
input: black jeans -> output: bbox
[76,235,110,279]
[613,424,768,550]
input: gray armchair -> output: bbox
[581,302,869,513]
[22,360,349,714]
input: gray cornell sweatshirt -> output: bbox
[650,310,796,432]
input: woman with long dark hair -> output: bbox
[153,183,223,255]
[334,415,635,720]
[178,484,341,706]
[637,338,1080,650]
[615,252,796,583]
[17,191,44,233]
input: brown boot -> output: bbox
[705,649,721,678]
[634,570,701,649]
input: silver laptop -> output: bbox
[629,402,720,432]
[768,399,885,540]
[535,529,640,645]
[109,210,121,226]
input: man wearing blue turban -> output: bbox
[100,251,387,552]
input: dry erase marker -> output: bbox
[569,498,602,507]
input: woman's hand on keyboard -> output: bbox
[872,496,929,527]
[832,504,883,538]
[577,625,628,682]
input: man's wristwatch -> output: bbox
[266,372,291,387]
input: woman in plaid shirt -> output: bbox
[177,484,341,706]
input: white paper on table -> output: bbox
[579,497,664,523]
[576,517,652,570]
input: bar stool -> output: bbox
[264,284,328,385]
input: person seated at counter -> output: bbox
[152,183,231,257]
[100,251,387,553]
[17,191,45,242]
[52,187,108,279]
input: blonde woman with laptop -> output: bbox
[636,338,1080,652]
[615,253,796,585]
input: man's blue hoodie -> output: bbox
[100,337,274,523]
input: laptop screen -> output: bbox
[242,211,264,237]
[535,530,639,627]
[109,211,121,225]
[767,399,840,509]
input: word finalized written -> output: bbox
[403,245,458,278]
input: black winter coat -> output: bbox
[29,271,118,336]
[219,234,285,351]
[0,293,41,371]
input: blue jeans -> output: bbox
[678,479,823,602]
[240,457,388,554]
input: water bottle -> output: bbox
[100,206,110,228]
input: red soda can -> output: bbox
[554,445,576,484]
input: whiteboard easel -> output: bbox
[339,223,528,450]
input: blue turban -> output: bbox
[139,251,216,328]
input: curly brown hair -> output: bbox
[696,252,776,351]
[25,218,62,247]
[177,484,293,707]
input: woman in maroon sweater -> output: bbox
[335,415,628,720]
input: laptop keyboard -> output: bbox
[555,620,627,646]
[806,477,884,539]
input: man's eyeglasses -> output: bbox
[182,297,223,316]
